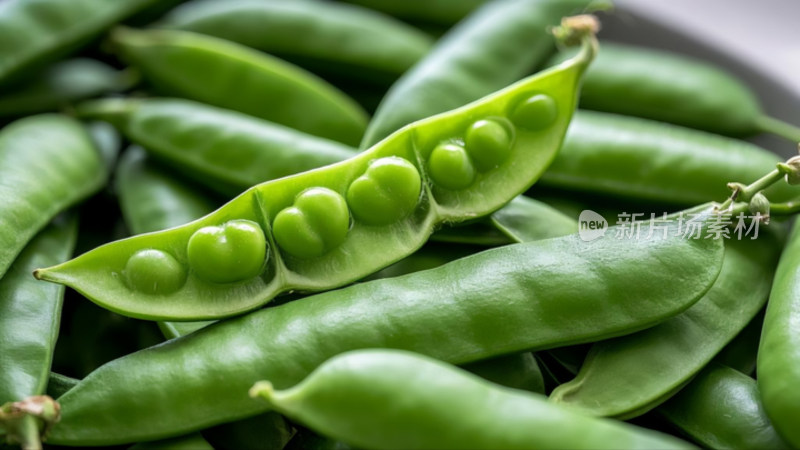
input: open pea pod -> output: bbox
[35,28,596,321]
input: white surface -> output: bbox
[618,0,800,94]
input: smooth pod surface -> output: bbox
[160,0,433,85]
[0,114,105,279]
[550,234,781,419]
[36,41,594,320]
[659,364,790,450]
[541,111,797,205]
[253,349,693,450]
[491,195,578,242]
[340,0,486,25]
[49,225,722,445]
[758,221,800,447]
[360,0,595,148]
[111,27,368,146]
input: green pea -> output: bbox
[427,142,476,190]
[251,349,693,450]
[187,220,267,283]
[464,118,514,171]
[347,157,421,225]
[510,93,558,130]
[124,249,187,295]
[274,188,350,259]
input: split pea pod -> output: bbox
[251,349,693,450]
[550,234,781,419]
[36,34,596,321]
[0,0,182,86]
[547,43,800,142]
[47,223,723,445]
[0,218,77,449]
[360,0,599,148]
[78,97,358,197]
[758,221,800,447]
[658,364,790,450]
[0,114,106,280]
[0,59,134,118]
[541,111,798,205]
[159,0,434,86]
[110,27,368,146]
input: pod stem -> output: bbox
[0,396,60,450]
[755,115,800,144]
[551,15,600,67]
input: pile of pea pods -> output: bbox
[3,0,800,449]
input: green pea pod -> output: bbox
[48,223,722,445]
[340,0,487,25]
[712,309,764,376]
[110,27,368,146]
[491,195,578,242]
[0,59,134,118]
[129,434,214,450]
[0,0,182,86]
[85,120,122,173]
[45,373,79,399]
[541,111,798,205]
[659,364,790,450]
[36,34,596,321]
[758,221,800,447]
[0,114,105,280]
[462,352,545,394]
[158,0,433,86]
[547,43,800,142]
[360,0,599,149]
[78,97,358,196]
[550,234,781,419]
[0,217,77,449]
[251,349,693,450]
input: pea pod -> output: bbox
[360,0,599,148]
[0,0,181,86]
[45,374,78,399]
[541,111,798,205]
[550,234,781,419]
[78,97,358,196]
[0,59,134,118]
[341,0,486,25]
[491,195,578,242]
[36,35,596,320]
[713,309,764,376]
[159,0,433,86]
[758,221,800,447]
[462,352,545,394]
[129,434,214,450]
[658,364,790,450]
[48,222,722,445]
[547,43,800,142]
[110,27,368,146]
[0,114,105,280]
[0,217,78,449]
[251,349,693,450]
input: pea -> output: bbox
[48,222,723,445]
[550,233,782,419]
[427,142,477,190]
[159,0,434,86]
[659,364,791,450]
[77,97,358,197]
[250,349,693,450]
[35,37,597,321]
[124,249,187,295]
[110,27,368,146]
[548,43,800,142]
[360,0,600,148]
[0,114,106,280]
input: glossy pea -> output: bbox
[48,225,722,445]
[77,97,358,197]
[548,43,800,142]
[0,218,77,449]
[0,59,134,118]
[550,234,781,419]
[0,114,105,280]
[340,0,486,25]
[111,27,368,146]
[159,0,433,86]
[36,39,595,320]
[758,221,800,448]
[360,0,599,148]
[252,349,693,450]
[658,364,790,450]
[541,111,799,205]
[0,0,181,86]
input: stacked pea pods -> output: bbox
[0,1,799,449]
